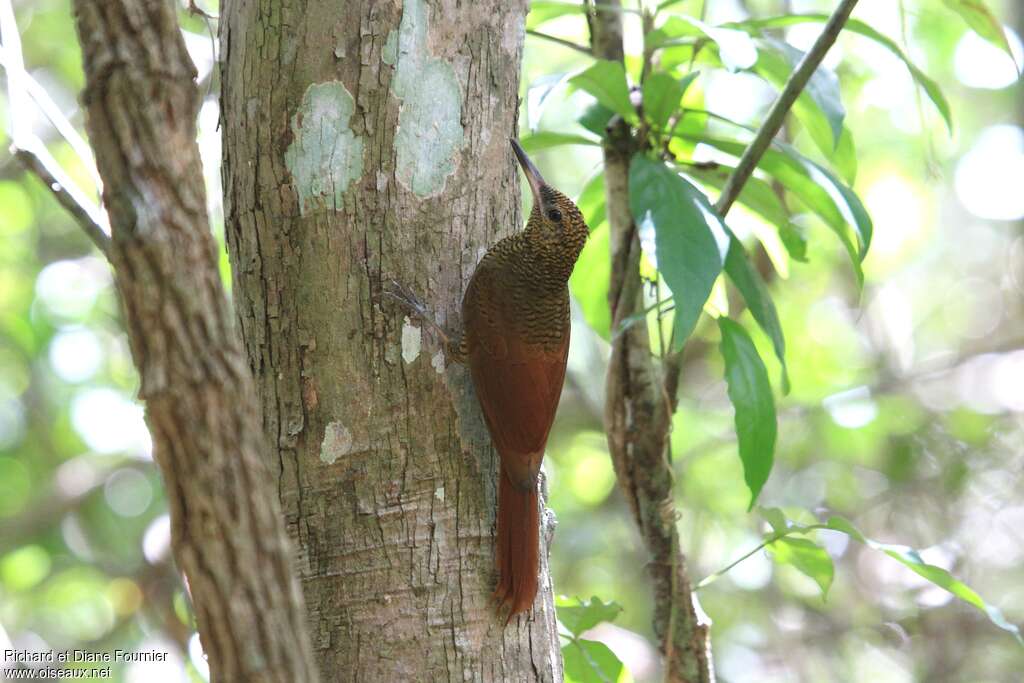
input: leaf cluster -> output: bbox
[523,2,1020,674]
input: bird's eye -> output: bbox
[547,209,562,222]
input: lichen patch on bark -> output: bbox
[390,0,464,197]
[320,421,355,464]
[431,349,445,374]
[382,30,398,65]
[401,316,422,363]
[284,81,364,215]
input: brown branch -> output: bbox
[13,147,111,256]
[596,1,862,680]
[0,0,111,256]
[68,1,319,681]
[591,1,713,681]
[526,29,593,56]
[714,0,860,216]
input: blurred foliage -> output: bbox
[0,0,1022,682]
[530,0,1024,681]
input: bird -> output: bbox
[387,139,589,621]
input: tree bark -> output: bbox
[590,2,715,682]
[220,1,562,680]
[69,1,319,682]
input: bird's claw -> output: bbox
[382,279,458,354]
[382,279,428,316]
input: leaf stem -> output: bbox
[526,29,594,56]
[695,524,827,590]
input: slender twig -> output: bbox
[0,0,111,256]
[714,0,860,217]
[12,146,111,255]
[0,51,101,188]
[695,524,828,590]
[185,0,217,20]
[640,7,656,83]
[185,0,219,100]
[526,29,593,56]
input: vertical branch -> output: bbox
[591,1,715,681]
[595,0,862,679]
[68,1,318,681]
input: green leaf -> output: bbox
[526,1,585,31]
[576,170,608,229]
[556,595,624,637]
[681,131,870,283]
[628,155,729,348]
[563,639,629,683]
[683,162,787,226]
[723,236,789,393]
[718,317,777,510]
[777,223,808,263]
[571,222,612,340]
[681,162,806,262]
[767,536,834,600]
[568,60,637,123]
[570,173,610,338]
[642,71,699,130]
[753,38,853,179]
[726,14,953,132]
[942,0,1015,62]
[758,506,789,534]
[647,16,758,72]
[579,101,617,138]
[825,516,1023,645]
[527,73,572,131]
[518,131,601,152]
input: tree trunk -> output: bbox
[220,1,562,680]
[69,1,319,682]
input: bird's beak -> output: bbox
[510,139,546,207]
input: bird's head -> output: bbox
[511,139,589,268]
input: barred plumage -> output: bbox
[461,141,589,621]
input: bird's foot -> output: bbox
[382,280,465,363]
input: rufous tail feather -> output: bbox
[493,466,540,621]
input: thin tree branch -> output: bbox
[526,29,593,55]
[12,146,111,256]
[69,1,320,679]
[185,0,217,20]
[0,0,111,257]
[714,0,860,217]
[695,525,829,590]
[656,0,859,404]
[0,50,101,188]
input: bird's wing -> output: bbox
[463,270,569,491]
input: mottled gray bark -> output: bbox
[220,1,562,681]
[69,1,319,682]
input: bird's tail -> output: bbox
[494,465,540,621]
